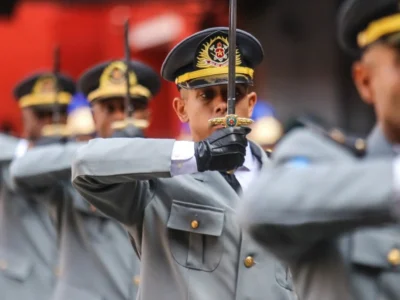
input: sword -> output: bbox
[111,19,149,131]
[41,45,67,137]
[208,0,253,128]
[124,19,134,119]
[52,46,61,128]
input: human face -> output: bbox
[172,84,257,142]
[353,42,400,143]
[91,97,150,138]
[21,107,67,142]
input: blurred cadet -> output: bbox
[80,60,158,139]
[66,93,95,142]
[247,101,283,153]
[11,59,161,300]
[16,72,75,146]
[238,0,400,299]
[0,71,75,300]
[71,27,296,300]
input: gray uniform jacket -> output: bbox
[238,126,400,300]
[10,142,141,300]
[71,137,296,300]
[0,134,58,300]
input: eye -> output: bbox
[200,89,216,101]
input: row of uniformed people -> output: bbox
[0,27,289,300]
[0,60,160,300]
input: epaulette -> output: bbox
[282,115,367,158]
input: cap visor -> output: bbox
[178,74,253,89]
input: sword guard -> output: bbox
[208,114,253,128]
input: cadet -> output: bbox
[71,27,296,300]
[10,59,160,300]
[238,0,400,299]
[0,72,75,300]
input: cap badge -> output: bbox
[196,35,241,69]
[33,76,57,94]
[101,61,138,87]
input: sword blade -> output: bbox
[124,19,134,118]
[52,45,61,126]
[227,0,237,115]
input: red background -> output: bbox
[0,0,228,138]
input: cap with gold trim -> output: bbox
[161,27,264,89]
[78,60,161,104]
[13,72,76,109]
[338,0,400,54]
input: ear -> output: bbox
[247,92,257,118]
[352,61,374,105]
[172,96,189,122]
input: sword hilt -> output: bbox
[208,114,253,128]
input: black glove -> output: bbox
[194,127,251,172]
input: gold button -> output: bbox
[191,220,199,229]
[244,256,255,268]
[355,138,366,151]
[0,260,7,270]
[133,275,140,286]
[90,205,97,213]
[388,249,400,266]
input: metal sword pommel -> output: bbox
[208,114,253,128]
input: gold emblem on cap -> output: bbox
[87,61,152,102]
[19,74,72,109]
[33,75,57,94]
[102,61,137,87]
[197,36,241,69]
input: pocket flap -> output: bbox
[351,228,400,269]
[0,250,33,282]
[167,200,225,236]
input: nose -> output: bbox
[213,94,227,116]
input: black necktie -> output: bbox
[220,172,241,194]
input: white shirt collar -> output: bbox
[238,144,257,172]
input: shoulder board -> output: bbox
[284,116,366,158]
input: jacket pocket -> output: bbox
[167,200,225,271]
[0,249,33,282]
[351,229,400,269]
